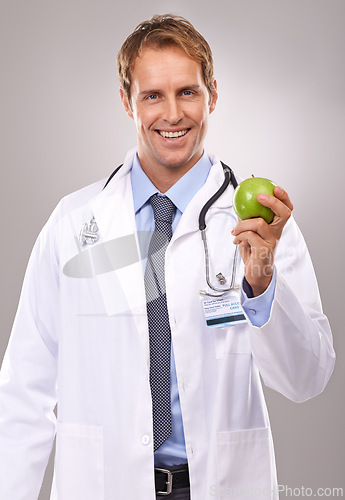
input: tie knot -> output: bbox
[150,194,176,225]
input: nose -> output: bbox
[163,96,183,124]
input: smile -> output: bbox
[158,129,189,138]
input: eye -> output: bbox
[182,90,193,96]
[147,93,158,100]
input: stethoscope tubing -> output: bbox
[198,163,236,230]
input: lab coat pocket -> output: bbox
[215,427,277,499]
[213,324,252,359]
[56,422,104,499]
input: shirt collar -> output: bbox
[131,152,212,214]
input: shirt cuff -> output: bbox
[241,267,277,327]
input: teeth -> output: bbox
[159,129,188,138]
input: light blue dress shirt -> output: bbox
[130,152,276,466]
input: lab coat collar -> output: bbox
[88,147,137,239]
[88,149,234,242]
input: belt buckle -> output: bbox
[155,468,173,495]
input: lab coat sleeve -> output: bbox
[0,210,59,499]
[248,216,335,403]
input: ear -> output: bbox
[209,79,218,114]
[119,87,134,119]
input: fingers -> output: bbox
[233,230,276,260]
[273,185,294,211]
[256,186,293,221]
[232,218,276,246]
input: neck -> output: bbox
[141,167,186,193]
[138,153,203,193]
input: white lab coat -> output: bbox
[0,149,335,500]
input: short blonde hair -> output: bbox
[117,14,215,102]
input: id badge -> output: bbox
[202,292,247,328]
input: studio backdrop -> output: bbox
[0,1,344,499]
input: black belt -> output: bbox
[155,464,189,496]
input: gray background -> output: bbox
[0,0,344,498]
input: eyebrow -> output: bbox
[137,84,203,98]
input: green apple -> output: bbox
[232,176,277,224]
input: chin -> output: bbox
[159,151,200,170]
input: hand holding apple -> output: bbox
[232,179,294,296]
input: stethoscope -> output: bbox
[198,162,240,297]
[79,161,240,298]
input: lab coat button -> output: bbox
[249,309,256,315]
[141,434,150,445]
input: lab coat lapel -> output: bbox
[88,153,147,324]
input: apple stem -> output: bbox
[251,174,255,178]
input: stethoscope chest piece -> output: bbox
[216,273,227,285]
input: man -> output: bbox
[0,14,335,500]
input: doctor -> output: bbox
[0,14,335,500]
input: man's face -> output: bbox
[120,44,217,185]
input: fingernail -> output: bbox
[231,229,235,235]
[276,186,284,195]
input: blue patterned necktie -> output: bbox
[145,194,176,451]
